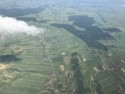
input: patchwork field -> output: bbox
[0,0,125,94]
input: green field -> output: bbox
[0,0,125,94]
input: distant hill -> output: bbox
[0,0,48,8]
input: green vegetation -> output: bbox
[0,0,125,94]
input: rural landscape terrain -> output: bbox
[0,0,125,94]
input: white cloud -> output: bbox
[0,16,43,35]
[122,4,125,7]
